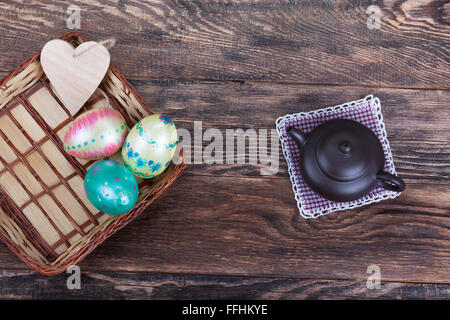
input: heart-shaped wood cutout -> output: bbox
[41,39,110,115]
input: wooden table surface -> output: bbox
[0,0,449,299]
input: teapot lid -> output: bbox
[316,125,371,181]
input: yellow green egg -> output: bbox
[122,114,178,178]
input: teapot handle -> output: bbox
[376,172,405,192]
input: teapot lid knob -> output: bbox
[339,142,352,155]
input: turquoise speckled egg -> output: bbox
[122,114,177,178]
[84,160,139,215]
[64,108,127,160]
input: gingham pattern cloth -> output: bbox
[276,95,401,219]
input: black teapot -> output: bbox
[287,119,405,202]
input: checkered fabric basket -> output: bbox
[276,95,401,219]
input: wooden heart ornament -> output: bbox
[41,39,110,115]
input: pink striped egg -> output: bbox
[64,108,127,160]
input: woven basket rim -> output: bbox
[0,31,186,276]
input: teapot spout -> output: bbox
[287,127,307,147]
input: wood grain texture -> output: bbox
[0,176,448,283]
[0,270,449,299]
[128,80,450,183]
[0,0,449,299]
[0,0,449,88]
[1,82,446,283]
[0,68,449,293]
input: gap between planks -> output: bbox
[125,77,450,91]
[1,73,449,91]
[0,267,448,286]
[172,171,450,186]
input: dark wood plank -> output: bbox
[0,270,448,299]
[0,0,449,88]
[0,176,448,282]
[0,81,448,283]
[0,1,448,297]
[132,80,450,183]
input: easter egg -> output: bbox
[64,108,127,160]
[84,160,139,215]
[122,114,177,178]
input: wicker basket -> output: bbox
[0,31,186,276]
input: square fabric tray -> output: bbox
[276,95,401,219]
[0,32,186,275]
